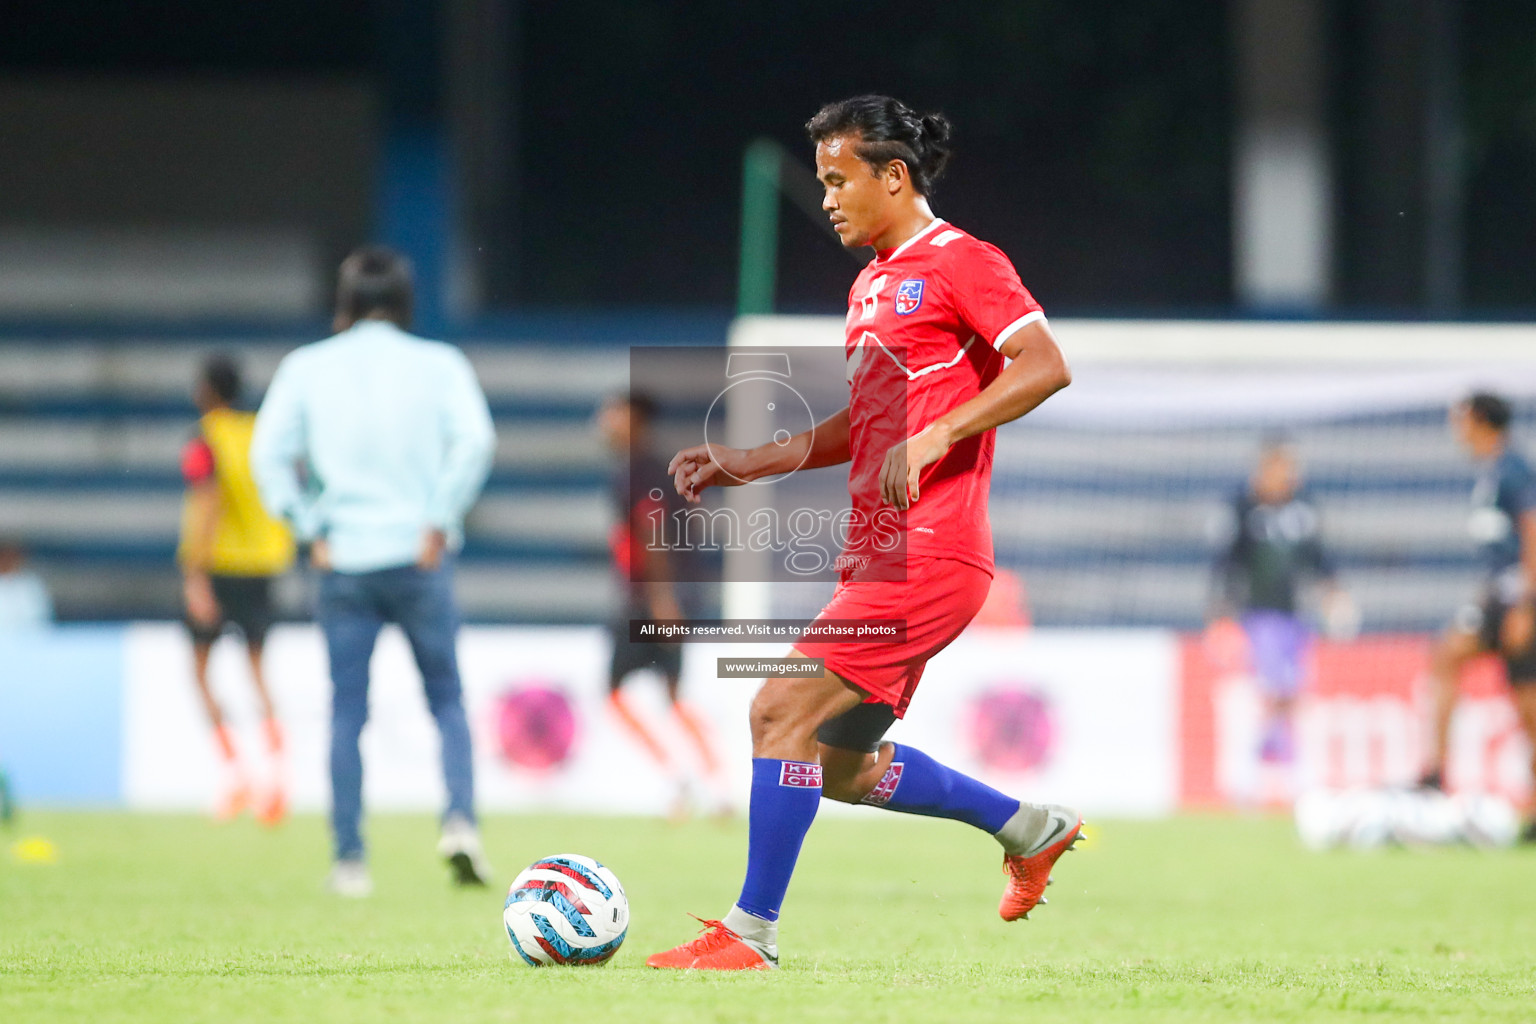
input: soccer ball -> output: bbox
[1293,789,1347,850]
[1456,793,1519,849]
[1392,788,1462,846]
[1294,788,1384,850]
[503,854,629,966]
[1344,790,1396,849]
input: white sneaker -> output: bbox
[326,859,374,898]
[437,815,491,887]
[667,780,693,824]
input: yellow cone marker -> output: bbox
[12,836,59,864]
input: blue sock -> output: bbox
[863,743,1019,834]
[736,758,822,922]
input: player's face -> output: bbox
[1254,449,1298,503]
[816,135,894,249]
[1451,404,1500,458]
[595,398,631,453]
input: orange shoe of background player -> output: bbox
[645,916,777,970]
[214,782,250,822]
[255,787,288,828]
[1000,807,1084,922]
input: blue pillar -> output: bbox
[375,0,453,335]
[378,126,452,334]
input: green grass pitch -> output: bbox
[3,811,1534,1022]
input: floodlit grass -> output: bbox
[3,810,1534,1022]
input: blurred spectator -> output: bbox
[178,354,295,825]
[0,539,45,830]
[1209,438,1355,799]
[1421,392,1536,843]
[0,540,53,632]
[596,392,725,819]
[972,568,1031,629]
[252,246,496,896]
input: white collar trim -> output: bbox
[884,218,946,261]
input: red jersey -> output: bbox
[841,218,1044,577]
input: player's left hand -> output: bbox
[880,423,952,509]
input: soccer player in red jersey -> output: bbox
[648,95,1081,971]
[597,392,727,819]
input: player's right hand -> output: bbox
[1502,600,1535,656]
[667,444,748,503]
[310,538,334,572]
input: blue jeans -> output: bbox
[318,562,476,862]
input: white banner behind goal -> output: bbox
[725,317,1536,631]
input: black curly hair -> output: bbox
[1465,391,1512,432]
[199,353,242,404]
[806,94,954,197]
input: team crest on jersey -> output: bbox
[894,278,925,315]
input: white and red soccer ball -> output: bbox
[503,854,629,967]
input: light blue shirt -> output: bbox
[251,319,496,573]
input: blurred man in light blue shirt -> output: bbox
[0,541,52,633]
[252,246,496,896]
[252,314,494,573]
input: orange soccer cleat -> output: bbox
[214,781,251,822]
[255,787,288,828]
[1000,807,1084,922]
[645,916,778,971]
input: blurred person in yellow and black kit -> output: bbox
[178,354,295,825]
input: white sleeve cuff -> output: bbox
[992,310,1047,353]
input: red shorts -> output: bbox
[793,555,992,717]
